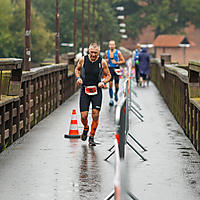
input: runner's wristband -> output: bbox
[76,77,80,80]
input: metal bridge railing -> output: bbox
[105,76,147,162]
[104,69,148,199]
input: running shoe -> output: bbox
[81,126,89,141]
[114,93,118,102]
[109,99,114,106]
[89,136,96,146]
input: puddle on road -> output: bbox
[178,147,193,150]
[78,145,101,199]
[181,151,190,156]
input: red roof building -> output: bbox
[120,24,200,65]
[153,34,195,64]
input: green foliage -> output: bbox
[31,8,54,62]
[59,0,74,51]
[1,0,200,63]
[0,0,54,63]
[0,0,121,63]
[116,0,200,39]
[0,0,13,57]
[33,0,121,52]
[100,2,121,50]
[9,0,25,59]
[32,0,55,32]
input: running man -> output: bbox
[75,43,111,146]
[105,40,125,106]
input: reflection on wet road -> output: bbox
[0,81,200,200]
[79,145,101,199]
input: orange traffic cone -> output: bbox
[64,109,80,139]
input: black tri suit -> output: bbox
[80,55,103,112]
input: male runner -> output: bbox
[75,43,111,146]
[105,40,125,106]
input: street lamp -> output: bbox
[25,0,31,71]
[115,5,128,40]
[119,23,126,28]
[73,0,77,53]
[117,15,125,20]
[116,6,124,11]
[88,0,90,46]
[81,0,85,56]
[55,0,60,64]
[178,43,190,64]
[61,43,74,54]
[61,43,74,47]
[119,29,126,33]
[92,0,96,42]
[121,35,128,39]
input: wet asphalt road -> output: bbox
[0,80,200,200]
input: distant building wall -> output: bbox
[155,47,188,64]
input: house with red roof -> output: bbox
[153,35,195,65]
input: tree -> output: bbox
[31,8,54,62]
[32,0,55,32]
[9,0,25,59]
[9,0,54,62]
[0,0,13,57]
[114,0,200,39]
[32,0,121,53]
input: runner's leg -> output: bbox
[109,81,113,98]
[81,111,89,128]
[90,88,102,138]
[108,68,114,106]
[80,88,90,140]
[114,75,119,101]
[90,109,99,137]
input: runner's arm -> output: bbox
[98,59,111,88]
[104,51,109,63]
[102,59,111,84]
[75,57,84,85]
[117,51,125,65]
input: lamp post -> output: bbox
[179,44,190,64]
[88,0,90,47]
[97,0,100,41]
[115,6,128,40]
[92,0,95,42]
[25,0,31,71]
[81,0,85,56]
[73,0,77,53]
[55,0,60,64]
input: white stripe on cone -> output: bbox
[71,115,77,120]
[70,124,78,130]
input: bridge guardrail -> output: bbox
[104,67,147,200]
[0,63,77,152]
[150,59,200,154]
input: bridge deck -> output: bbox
[0,80,200,200]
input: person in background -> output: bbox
[105,40,125,106]
[138,48,150,87]
[132,43,141,86]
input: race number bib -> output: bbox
[114,68,121,76]
[85,86,98,95]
